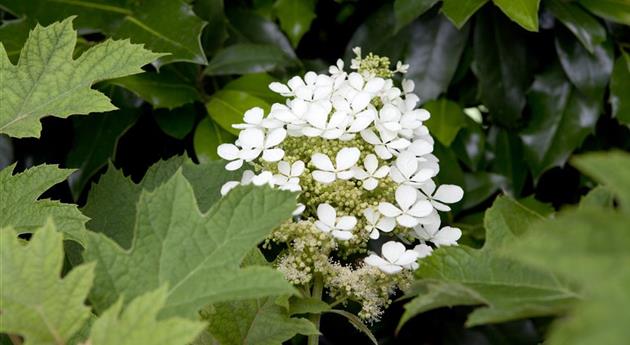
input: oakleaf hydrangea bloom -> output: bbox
[217,48,464,322]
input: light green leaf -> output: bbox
[442,0,488,28]
[546,0,607,53]
[2,0,206,65]
[0,17,162,138]
[610,53,630,126]
[423,99,467,146]
[393,0,439,31]
[578,0,630,26]
[193,117,236,162]
[0,164,88,245]
[84,171,297,318]
[206,90,271,135]
[205,44,293,76]
[399,197,579,329]
[289,296,332,315]
[0,221,95,345]
[88,287,204,345]
[572,151,630,214]
[492,0,540,31]
[274,0,316,47]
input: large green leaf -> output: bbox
[492,0,540,31]
[205,44,293,76]
[88,287,204,345]
[572,151,630,214]
[578,0,630,26]
[84,171,298,318]
[520,66,601,180]
[405,14,470,102]
[473,9,532,127]
[546,0,606,53]
[194,0,228,56]
[555,28,614,100]
[0,164,88,245]
[274,0,316,47]
[1,0,206,65]
[193,117,236,162]
[441,0,488,28]
[423,98,467,146]
[399,196,578,329]
[610,53,630,126]
[393,0,440,31]
[153,104,198,140]
[223,73,286,104]
[0,17,161,138]
[0,221,95,345]
[227,8,296,58]
[205,90,271,135]
[487,127,527,195]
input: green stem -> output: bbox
[308,274,324,345]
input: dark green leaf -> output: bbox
[433,141,466,187]
[393,0,440,31]
[325,309,378,345]
[520,66,601,180]
[223,74,286,104]
[2,0,207,65]
[555,28,614,100]
[451,120,486,171]
[610,53,630,126]
[578,0,630,26]
[205,44,292,75]
[153,104,197,139]
[66,109,139,199]
[492,0,541,31]
[193,117,236,162]
[274,0,316,47]
[546,0,606,53]
[194,0,228,56]
[441,0,488,28]
[487,127,527,195]
[0,18,30,64]
[345,6,408,63]
[205,90,271,135]
[405,14,470,102]
[227,8,296,58]
[473,9,533,127]
[423,99,467,146]
[462,172,505,209]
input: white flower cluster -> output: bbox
[218,48,463,277]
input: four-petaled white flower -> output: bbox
[311,147,360,184]
[217,128,269,170]
[418,180,464,211]
[269,72,333,101]
[389,151,434,187]
[364,241,419,274]
[352,154,389,190]
[379,185,433,227]
[363,207,396,239]
[220,170,275,196]
[302,101,352,140]
[232,107,282,130]
[315,203,356,240]
[343,72,386,112]
[273,160,305,192]
[413,218,462,247]
[360,129,410,160]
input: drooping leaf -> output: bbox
[0,17,30,64]
[393,0,440,31]
[153,104,198,140]
[0,17,162,138]
[399,197,579,329]
[66,109,139,199]
[193,117,236,162]
[84,171,297,318]
[205,90,271,135]
[492,0,540,31]
[88,286,204,345]
[546,0,606,53]
[441,0,488,28]
[423,98,467,146]
[0,164,88,245]
[274,0,317,47]
[405,14,470,102]
[0,221,95,345]
[473,9,532,127]
[555,28,614,100]
[610,53,630,126]
[205,44,293,76]
[2,0,206,65]
[520,66,601,180]
[578,0,630,26]
[82,157,239,248]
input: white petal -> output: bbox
[364,77,385,93]
[416,108,431,121]
[408,200,434,218]
[348,113,374,132]
[217,143,240,160]
[433,184,464,203]
[433,227,462,246]
[369,229,380,239]
[240,148,262,161]
[315,220,332,233]
[395,185,418,211]
[364,154,378,174]
[351,92,371,112]
[262,148,284,162]
[396,152,418,178]
[362,178,378,190]
[381,241,406,263]
[312,170,336,184]
[311,153,334,171]
[332,230,353,240]
[394,250,419,266]
[380,264,403,274]
[220,181,239,195]
[336,216,357,230]
[376,217,396,232]
[302,126,323,137]
[378,202,402,217]
[419,179,437,196]
[252,171,273,186]
[243,107,264,124]
[277,161,291,176]
[363,207,378,224]
[374,145,393,159]
[432,200,451,212]
[413,244,433,258]
[408,139,433,156]
[225,159,244,171]
[373,166,390,178]
[351,167,370,180]
[240,170,256,184]
[264,128,287,148]
[293,203,306,216]
[306,102,329,129]
[291,160,305,176]
[348,72,364,89]
[411,169,434,184]
[388,138,411,150]
[317,203,336,227]
[336,147,360,170]
[336,170,354,180]
[360,129,381,145]
[287,76,305,90]
[269,82,291,94]
[365,254,389,268]
[238,128,266,148]
[397,214,420,228]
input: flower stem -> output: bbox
[308,274,324,345]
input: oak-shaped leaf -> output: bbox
[84,170,298,318]
[0,17,163,138]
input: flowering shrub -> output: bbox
[218,49,463,322]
